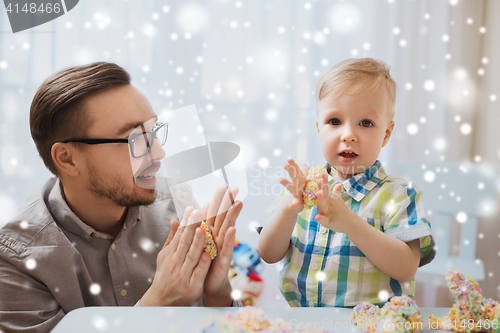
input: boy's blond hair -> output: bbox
[316,58,396,119]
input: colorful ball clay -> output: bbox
[303,166,326,209]
[351,295,424,333]
[429,270,499,333]
[201,306,333,333]
[201,221,217,260]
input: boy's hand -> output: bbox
[279,158,309,212]
[315,171,352,233]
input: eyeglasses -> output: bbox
[59,122,168,158]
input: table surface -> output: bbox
[51,306,452,333]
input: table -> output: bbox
[51,306,452,332]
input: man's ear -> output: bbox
[316,120,319,134]
[51,143,81,177]
[382,121,395,147]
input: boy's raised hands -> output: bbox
[315,170,353,234]
[279,158,309,212]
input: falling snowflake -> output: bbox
[231,289,242,300]
[460,123,472,135]
[456,212,467,224]
[434,137,447,151]
[378,289,389,302]
[176,3,209,34]
[265,109,278,122]
[424,80,436,91]
[424,171,436,182]
[330,3,360,34]
[407,123,418,135]
[256,157,270,169]
[140,238,155,253]
[92,316,108,332]
[90,283,101,295]
[25,259,36,270]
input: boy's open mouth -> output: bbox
[339,152,357,158]
[339,151,358,163]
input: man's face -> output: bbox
[80,84,166,207]
[316,83,394,181]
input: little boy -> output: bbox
[258,58,435,307]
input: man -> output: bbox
[0,62,243,333]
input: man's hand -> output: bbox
[279,158,308,213]
[140,208,211,306]
[201,186,243,305]
[315,171,352,234]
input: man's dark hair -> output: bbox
[30,62,131,175]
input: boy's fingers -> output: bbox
[289,199,303,210]
[316,190,328,214]
[301,165,309,177]
[333,183,343,196]
[288,158,300,170]
[315,214,326,223]
[284,164,297,179]
[280,178,299,196]
[320,172,331,197]
[288,160,304,178]
[279,178,291,188]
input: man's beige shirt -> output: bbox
[0,177,202,333]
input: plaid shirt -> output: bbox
[264,160,435,307]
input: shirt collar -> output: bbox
[329,160,388,202]
[47,178,139,241]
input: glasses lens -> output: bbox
[131,132,154,158]
[156,123,168,146]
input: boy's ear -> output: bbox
[51,143,81,177]
[316,121,319,134]
[382,121,395,147]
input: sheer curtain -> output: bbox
[0,0,498,306]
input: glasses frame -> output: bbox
[58,122,168,158]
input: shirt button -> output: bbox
[84,234,90,239]
[311,263,318,270]
[111,243,116,250]
[94,233,100,238]
[308,301,314,307]
[320,227,327,234]
[120,289,127,297]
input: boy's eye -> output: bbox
[329,118,341,126]
[360,120,373,127]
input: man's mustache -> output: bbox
[134,161,162,177]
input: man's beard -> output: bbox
[87,164,157,207]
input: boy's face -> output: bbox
[316,83,394,181]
